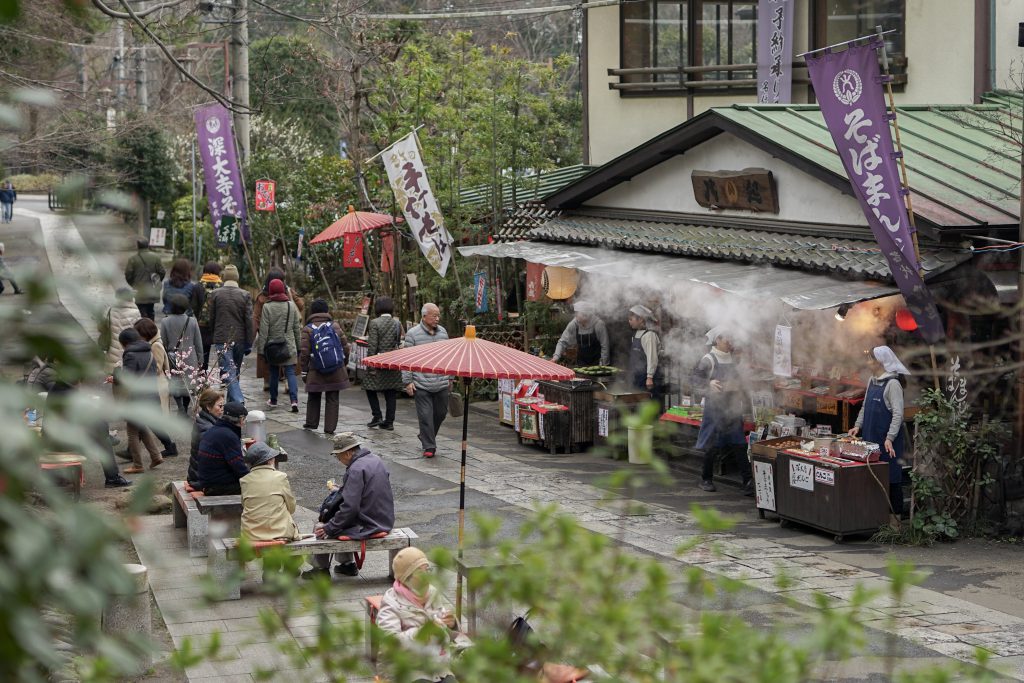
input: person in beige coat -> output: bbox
[377,547,472,683]
[100,287,142,372]
[240,442,300,542]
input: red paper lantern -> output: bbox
[895,308,918,332]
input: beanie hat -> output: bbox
[118,328,141,346]
[391,547,430,585]
[223,264,240,282]
[311,298,329,315]
[268,278,286,296]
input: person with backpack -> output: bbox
[159,293,203,415]
[299,299,350,434]
[135,317,178,457]
[363,296,403,430]
[123,238,165,320]
[257,278,302,412]
[195,262,223,369]
[693,327,753,496]
[114,328,164,473]
[849,345,910,516]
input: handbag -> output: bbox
[264,303,292,365]
[449,390,464,418]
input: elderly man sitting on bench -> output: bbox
[302,432,395,580]
[240,441,301,542]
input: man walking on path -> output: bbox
[123,237,165,320]
[403,303,450,459]
[0,181,16,223]
[208,264,253,405]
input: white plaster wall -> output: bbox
[993,0,1024,90]
[896,0,976,105]
[585,131,868,227]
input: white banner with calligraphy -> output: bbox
[382,133,453,277]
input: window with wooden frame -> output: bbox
[616,0,758,95]
[813,0,907,82]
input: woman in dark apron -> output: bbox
[850,345,909,515]
[694,329,752,494]
[551,301,609,367]
[627,305,664,406]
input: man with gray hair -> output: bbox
[403,303,450,458]
[551,301,609,366]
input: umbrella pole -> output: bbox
[456,377,470,622]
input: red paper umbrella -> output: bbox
[364,325,574,618]
[308,205,398,245]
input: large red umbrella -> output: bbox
[308,205,399,245]
[364,324,574,617]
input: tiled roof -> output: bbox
[493,201,562,242]
[459,164,594,209]
[526,215,968,282]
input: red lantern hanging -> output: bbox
[895,308,918,332]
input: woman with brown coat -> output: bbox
[299,299,350,435]
[254,268,304,391]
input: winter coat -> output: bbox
[376,583,472,681]
[195,418,249,490]
[402,322,450,393]
[124,250,165,304]
[188,409,218,484]
[298,312,350,393]
[149,338,171,413]
[254,289,304,379]
[24,357,57,393]
[362,315,404,392]
[319,448,395,538]
[162,279,202,315]
[100,300,142,371]
[160,313,203,397]
[196,275,222,346]
[240,465,301,542]
[0,186,16,203]
[208,282,254,348]
[257,300,301,366]
[114,339,159,402]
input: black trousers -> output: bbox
[890,482,904,516]
[202,481,241,496]
[305,390,340,433]
[365,389,397,425]
[701,444,751,484]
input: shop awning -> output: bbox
[459,240,908,311]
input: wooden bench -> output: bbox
[195,494,243,545]
[364,595,383,662]
[170,482,241,558]
[208,527,418,600]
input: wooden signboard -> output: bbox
[816,396,839,416]
[691,168,779,213]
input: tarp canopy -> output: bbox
[459,240,906,311]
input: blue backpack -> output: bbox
[308,322,344,374]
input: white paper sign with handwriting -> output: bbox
[789,459,814,491]
[753,460,776,511]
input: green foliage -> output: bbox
[113,121,179,207]
[2,172,60,191]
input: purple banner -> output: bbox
[195,103,248,244]
[807,41,944,343]
[757,0,793,104]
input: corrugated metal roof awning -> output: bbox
[459,240,904,311]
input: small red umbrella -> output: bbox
[308,205,399,245]
[364,324,574,617]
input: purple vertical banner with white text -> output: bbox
[195,103,248,245]
[757,0,794,104]
[806,41,944,343]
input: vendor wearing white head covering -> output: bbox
[551,301,610,366]
[850,345,910,514]
[627,304,664,404]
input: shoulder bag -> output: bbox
[264,303,292,365]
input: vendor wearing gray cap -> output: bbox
[303,432,395,580]
[627,304,665,406]
[551,301,609,366]
[240,442,301,542]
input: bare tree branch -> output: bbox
[90,0,188,20]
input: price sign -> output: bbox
[597,407,609,437]
[753,460,776,511]
[789,459,814,491]
[814,467,835,486]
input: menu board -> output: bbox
[597,407,609,437]
[789,459,814,491]
[753,460,776,511]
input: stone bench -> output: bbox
[208,527,419,601]
[170,482,241,558]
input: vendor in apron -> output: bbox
[550,301,610,367]
[850,345,909,516]
[693,328,753,495]
[627,305,664,407]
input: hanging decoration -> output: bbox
[542,266,579,300]
[525,261,545,302]
[381,232,396,273]
[895,307,919,332]
[342,233,364,268]
[474,271,488,313]
[254,179,276,211]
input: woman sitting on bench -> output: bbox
[376,547,472,683]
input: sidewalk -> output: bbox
[128,360,1024,681]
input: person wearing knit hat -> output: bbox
[196,262,224,369]
[258,278,302,412]
[299,298,350,435]
[302,432,395,580]
[207,264,254,404]
[376,547,472,681]
[550,300,609,367]
[627,303,664,405]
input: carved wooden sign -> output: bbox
[691,168,779,213]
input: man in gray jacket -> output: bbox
[303,432,395,579]
[208,264,253,404]
[403,303,450,458]
[123,238,165,320]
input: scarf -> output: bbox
[710,346,733,364]
[200,273,222,284]
[269,292,290,302]
[393,580,427,608]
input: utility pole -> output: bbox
[231,0,250,164]
[115,20,126,111]
[135,50,148,113]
